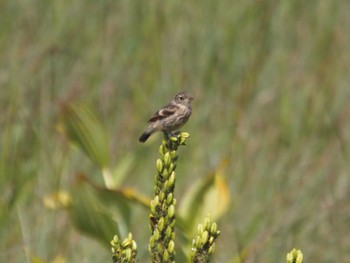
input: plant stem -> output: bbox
[149,132,189,263]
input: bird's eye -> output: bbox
[179,96,184,100]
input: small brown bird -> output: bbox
[139,92,193,143]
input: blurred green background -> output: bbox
[1,0,350,262]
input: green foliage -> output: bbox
[178,160,230,236]
[112,133,221,262]
[61,103,109,168]
[58,103,150,245]
[1,0,350,262]
[60,103,114,187]
[69,178,123,245]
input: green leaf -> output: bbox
[60,103,109,169]
[68,173,151,243]
[68,174,132,245]
[111,153,135,187]
[178,161,230,235]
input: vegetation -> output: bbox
[1,0,349,262]
[111,133,221,262]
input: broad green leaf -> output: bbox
[60,103,109,169]
[77,173,150,209]
[68,173,151,244]
[178,160,230,235]
[69,175,127,245]
[111,153,135,187]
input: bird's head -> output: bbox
[173,92,194,106]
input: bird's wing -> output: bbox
[148,103,179,122]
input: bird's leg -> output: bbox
[163,131,171,140]
[169,130,180,137]
[163,131,181,149]
[172,130,181,136]
[163,130,180,139]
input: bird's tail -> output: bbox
[139,129,153,143]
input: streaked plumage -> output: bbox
[139,92,193,143]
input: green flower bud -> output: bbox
[163,168,169,178]
[149,236,155,247]
[163,180,169,191]
[195,235,201,246]
[179,137,186,145]
[159,145,164,156]
[154,195,159,206]
[158,217,165,231]
[159,191,165,201]
[208,244,215,254]
[168,240,175,253]
[297,253,303,263]
[150,200,156,214]
[122,239,130,248]
[209,236,214,245]
[169,171,175,185]
[154,229,160,241]
[156,159,163,173]
[157,243,163,254]
[204,217,211,228]
[170,150,177,158]
[286,249,303,263]
[166,193,173,205]
[163,249,169,261]
[210,222,217,235]
[168,204,175,218]
[201,231,209,244]
[164,152,171,166]
[168,163,174,173]
[125,248,132,260]
[165,226,172,238]
[131,240,137,251]
[181,132,190,138]
[170,136,178,142]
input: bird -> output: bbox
[139,92,193,143]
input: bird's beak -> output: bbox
[189,96,194,101]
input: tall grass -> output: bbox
[1,0,349,262]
